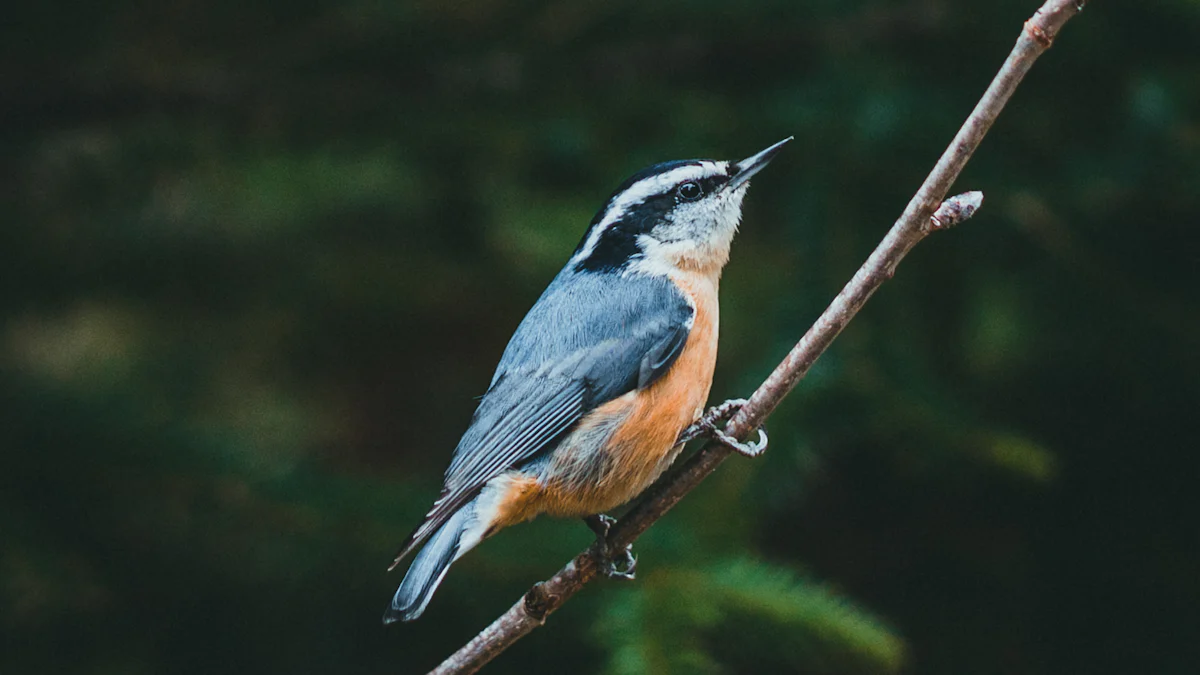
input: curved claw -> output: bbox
[602,545,637,581]
[710,425,768,458]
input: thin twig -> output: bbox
[427,2,1086,673]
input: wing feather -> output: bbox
[396,385,584,561]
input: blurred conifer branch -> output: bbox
[427,1,1087,673]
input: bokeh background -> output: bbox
[4,1,1199,673]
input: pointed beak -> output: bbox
[726,136,792,191]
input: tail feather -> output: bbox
[383,504,471,623]
[388,489,452,571]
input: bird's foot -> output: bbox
[677,398,769,458]
[709,424,769,458]
[584,514,637,581]
[678,398,747,444]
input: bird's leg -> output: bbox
[583,514,636,581]
[583,513,615,538]
[676,397,769,458]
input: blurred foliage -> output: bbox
[598,559,904,674]
[3,0,1199,674]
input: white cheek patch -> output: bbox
[630,183,749,276]
[668,199,726,238]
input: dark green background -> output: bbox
[3,1,1198,673]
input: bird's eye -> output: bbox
[677,181,703,201]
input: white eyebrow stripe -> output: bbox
[571,161,724,265]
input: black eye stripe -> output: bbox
[573,164,731,272]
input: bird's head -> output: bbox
[571,137,790,277]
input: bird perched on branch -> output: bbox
[385,138,790,623]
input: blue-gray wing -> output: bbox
[392,272,693,564]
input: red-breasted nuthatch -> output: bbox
[384,138,791,623]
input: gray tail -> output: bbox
[383,505,470,623]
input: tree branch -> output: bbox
[427,2,1086,673]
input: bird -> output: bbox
[384,138,790,623]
